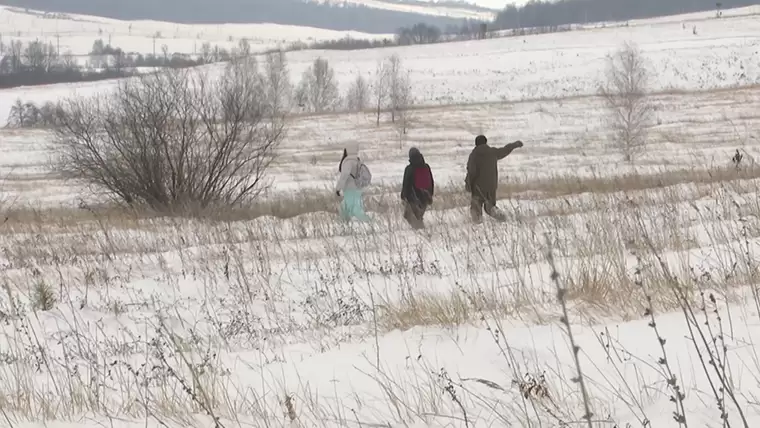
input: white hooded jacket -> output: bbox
[336,144,360,192]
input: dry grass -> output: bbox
[0,158,759,426]
[1,163,758,231]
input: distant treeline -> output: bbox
[0,0,467,34]
[0,21,465,89]
[492,0,754,29]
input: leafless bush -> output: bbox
[295,57,340,113]
[600,41,654,163]
[346,74,369,112]
[52,59,285,212]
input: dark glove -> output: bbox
[513,140,523,148]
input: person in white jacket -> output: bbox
[335,144,370,222]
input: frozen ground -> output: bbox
[0,5,392,57]
[2,7,760,428]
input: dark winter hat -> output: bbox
[409,147,421,158]
[475,135,487,146]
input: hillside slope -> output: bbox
[0,0,469,33]
[0,5,393,56]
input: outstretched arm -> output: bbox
[494,140,523,160]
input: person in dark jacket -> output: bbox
[401,147,434,229]
[465,134,523,224]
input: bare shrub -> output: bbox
[52,59,285,211]
[295,57,340,113]
[599,41,654,164]
[346,74,369,112]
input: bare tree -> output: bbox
[60,50,77,70]
[392,70,414,135]
[52,59,285,211]
[372,59,390,126]
[113,49,127,71]
[199,42,213,63]
[346,74,369,112]
[396,23,442,45]
[385,54,414,127]
[6,99,60,129]
[296,57,340,113]
[23,40,47,71]
[6,99,29,128]
[263,49,292,117]
[8,40,23,72]
[600,41,654,164]
[237,38,251,57]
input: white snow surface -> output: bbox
[2,6,760,428]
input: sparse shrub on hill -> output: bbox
[600,41,654,164]
[52,58,285,212]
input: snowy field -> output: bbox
[0,5,392,56]
[3,6,760,428]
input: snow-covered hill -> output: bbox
[2,4,758,124]
[0,5,393,56]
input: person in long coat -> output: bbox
[465,134,523,223]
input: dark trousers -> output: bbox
[470,192,506,224]
[403,201,428,229]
